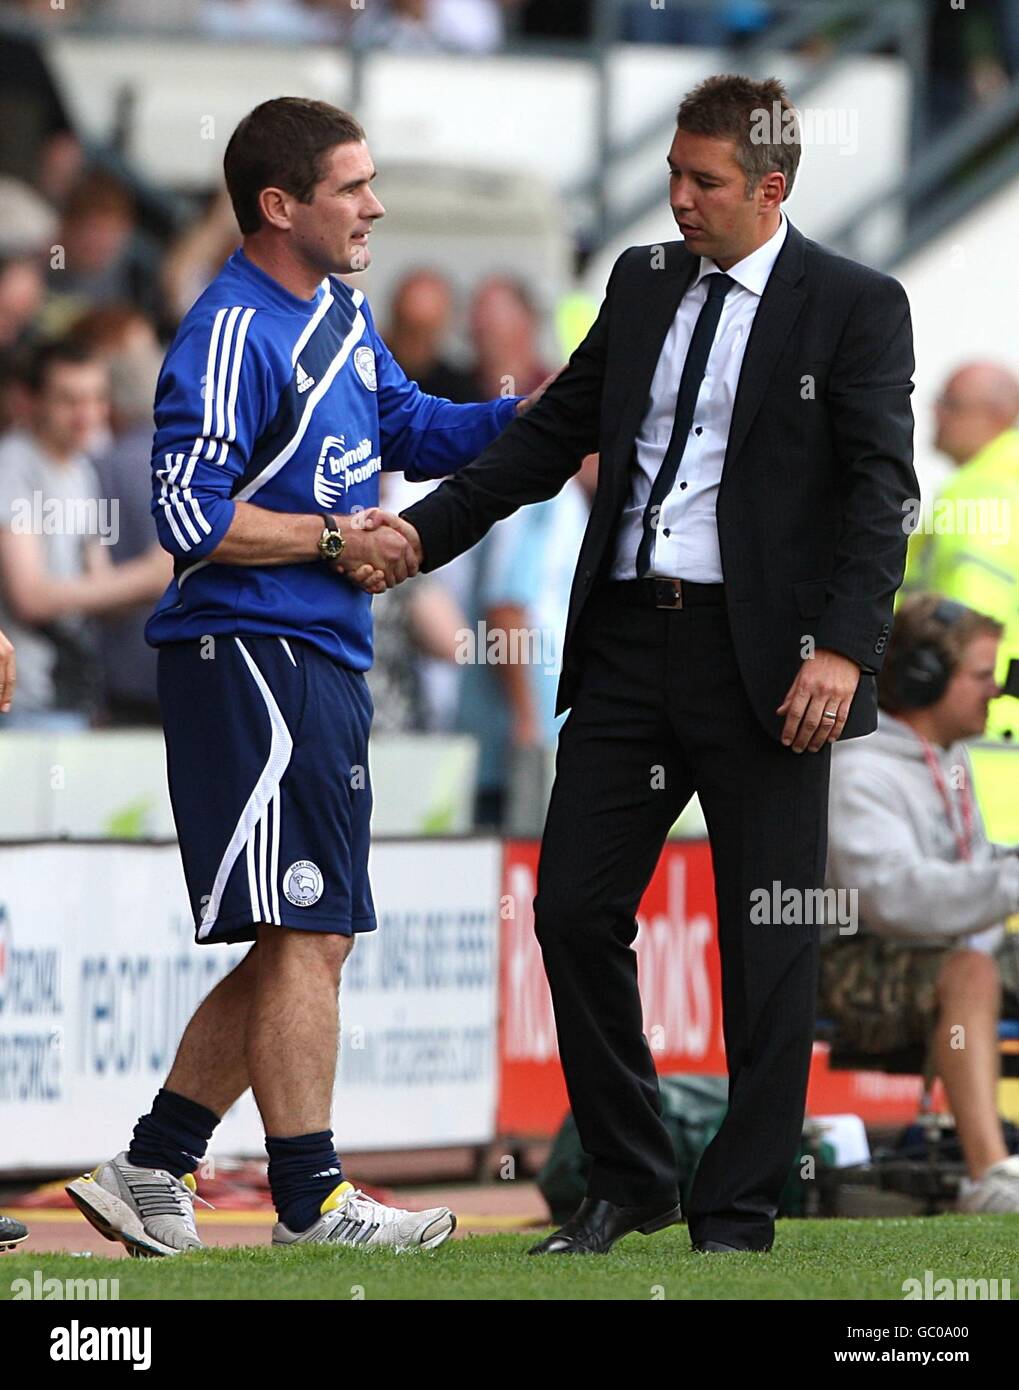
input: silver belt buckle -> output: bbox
[654,579,683,609]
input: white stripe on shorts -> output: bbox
[199,638,293,939]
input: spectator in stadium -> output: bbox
[159,187,240,325]
[0,254,46,361]
[384,269,478,403]
[428,0,507,50]
[0,177,57,358]
[926,0,1019,131]
[45,172,162,333]
[622,0,772,47]
[201,0,342,40]
[0,624,14,714]
[468,274,549,404]
[448,273,559,823]
[0,354,35,437]
[822,594,1019,1212]
[458,454,597,831]
[350,0,509,51]
[901,362,1019,740]
[69,302,164,365]
[367,475,468,735]
[0,17,79,192]
[0,340,166,729]
[395,72,917,1255]
[70,306,172,725]
[366,571,466,733]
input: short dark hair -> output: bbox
[26,339,101,393]
[676,74,800,200]
[224,97,366,236]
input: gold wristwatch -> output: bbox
[317,514,345,563]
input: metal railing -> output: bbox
[4,0,1018,270]
[561,0,932,251]
[826,73,1019,269]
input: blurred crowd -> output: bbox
[3,1,1019,841]
[2,0,1018,92]
[5,97,1019,842]
[1,0,758,49]
[1,0,679,49]
[0,83,602,832]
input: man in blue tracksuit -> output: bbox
[67,97,539,1255]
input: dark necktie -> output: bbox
[635,270,736,578]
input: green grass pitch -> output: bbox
[3,1216,1018,1300]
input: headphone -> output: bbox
[885,598,971,710]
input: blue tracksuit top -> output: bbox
[145,247,518,670]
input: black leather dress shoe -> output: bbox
[692,1238,772,1253]
[0,1213,28,1250]
[528,1197,682,1255]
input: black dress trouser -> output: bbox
[534,580,832,1250]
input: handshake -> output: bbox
[330,507,423,595]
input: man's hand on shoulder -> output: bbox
[516,367,563,416]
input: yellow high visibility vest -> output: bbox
[900,429,1019,745]
[555,291,598,361]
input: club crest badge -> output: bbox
[353,346,377,391]
[283,860,324,907]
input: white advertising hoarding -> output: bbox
[0,839,501,1172]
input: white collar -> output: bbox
[694,211,788,297]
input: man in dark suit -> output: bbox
[379,74,917,1254]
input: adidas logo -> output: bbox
[296,363,316,394]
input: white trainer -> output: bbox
[66,1151,206,1257]
[272,1180,456,1251]
[956,1155,1019,1213]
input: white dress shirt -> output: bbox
[610,212,788,582]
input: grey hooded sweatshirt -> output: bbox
[824,710,1019,951]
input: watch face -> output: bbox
[320,531,344,561]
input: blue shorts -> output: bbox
[157,634,377,945]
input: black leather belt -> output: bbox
[600,579,726,609]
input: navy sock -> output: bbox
[128,1088,220,1179]
[266,1132,344,1232]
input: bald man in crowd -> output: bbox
[932,363,1019,471]
[901,362,1019,739]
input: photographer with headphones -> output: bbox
[822,593,1019,1212]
